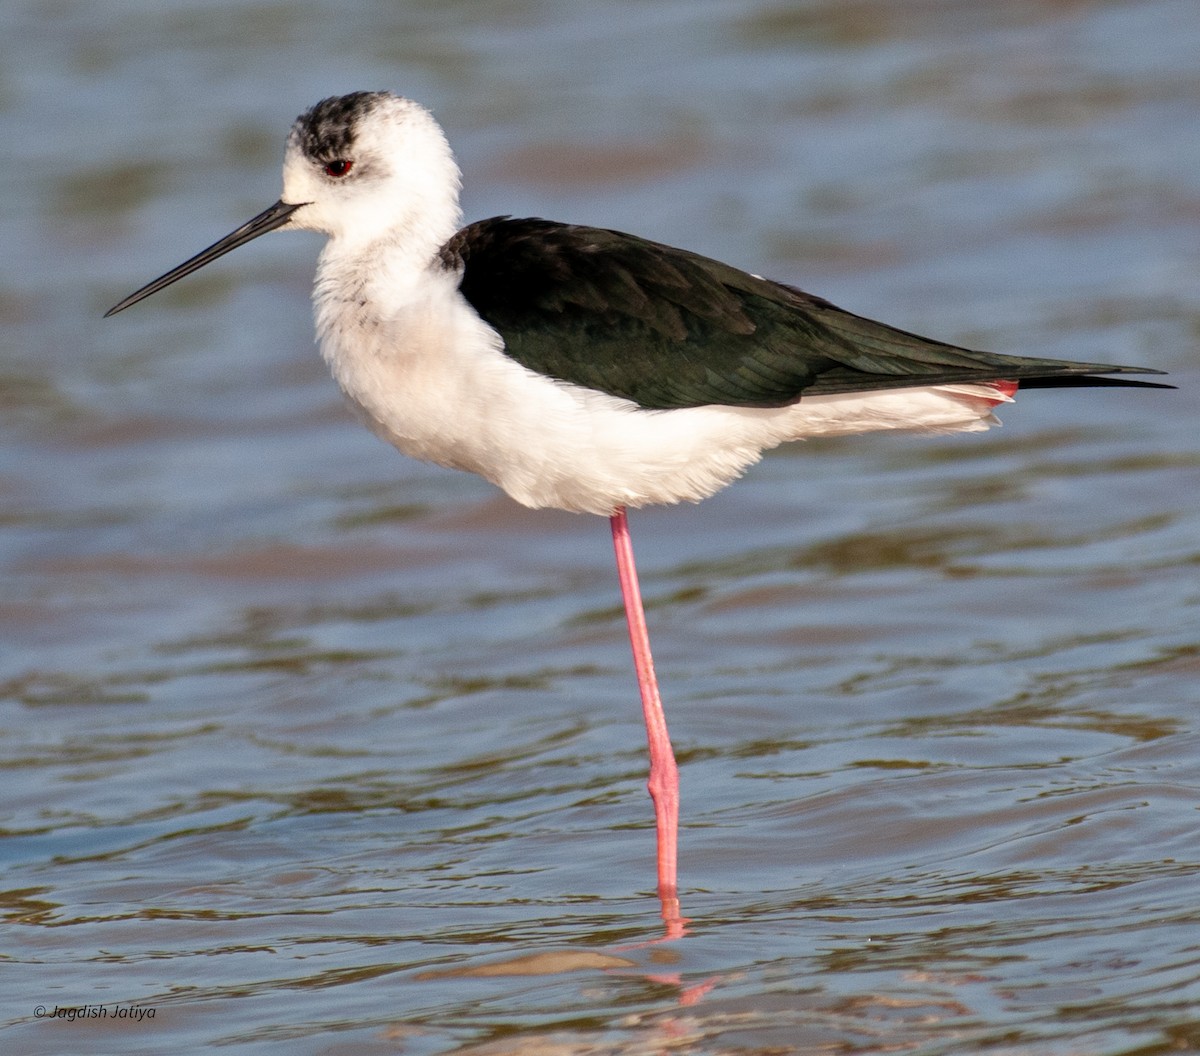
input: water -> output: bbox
[4,0,1200,1052]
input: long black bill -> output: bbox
[105,199,306,317]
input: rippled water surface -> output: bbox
[4,1,1200,1052]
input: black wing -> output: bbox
[440,217,1166,410]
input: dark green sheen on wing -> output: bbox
[440,218,1162,410]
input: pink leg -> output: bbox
[610,507,680,913]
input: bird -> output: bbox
[106,91,1166,916]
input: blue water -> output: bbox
[4,1,1200,1052]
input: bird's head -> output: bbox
[282,92,462,247]
[105,91,462,316]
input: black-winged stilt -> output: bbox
[106,91,1166,917]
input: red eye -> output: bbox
[323,159,353,178]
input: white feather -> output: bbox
[315,260,1009,514]
[287,96,1013,516]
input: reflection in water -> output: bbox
[3,0,1200,1052]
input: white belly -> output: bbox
[318,285,1010,516]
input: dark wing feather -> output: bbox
[440,218,1166,410]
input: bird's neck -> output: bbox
[326,190,460,260]
[315,197,460,305]
[312,218,462,361]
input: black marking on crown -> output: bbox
[292,91,392,161]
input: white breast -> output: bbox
[315,264,1010,516]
